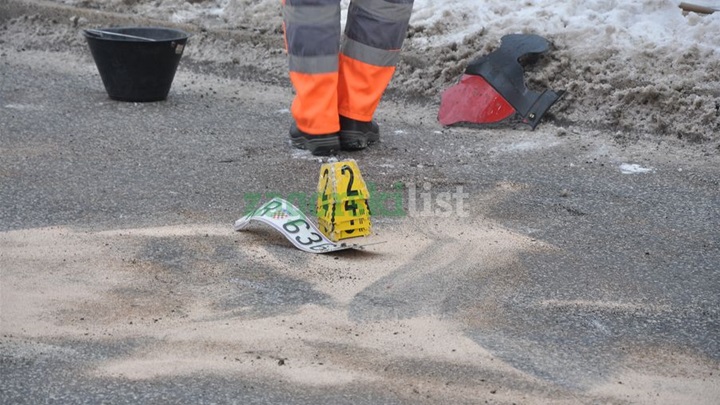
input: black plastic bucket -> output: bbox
[84,27,190,102]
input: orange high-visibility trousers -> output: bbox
[282,0,414,135]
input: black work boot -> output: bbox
[289,122,340,156]
[339,115,380,150]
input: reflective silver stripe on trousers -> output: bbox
[283,3,340,25]
[289,54,339,74]
[351,0,414,21]
[341,37,400,67]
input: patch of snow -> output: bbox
[619,163,654,174]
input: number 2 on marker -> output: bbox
[341,165,360,198]
[319,168,330,217]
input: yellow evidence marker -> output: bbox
[316,159,372,241]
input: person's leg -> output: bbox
[283,0,342,135]
[338,0,414,123]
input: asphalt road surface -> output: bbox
[1,6,719,405]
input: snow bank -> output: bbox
[401,0,719,143]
